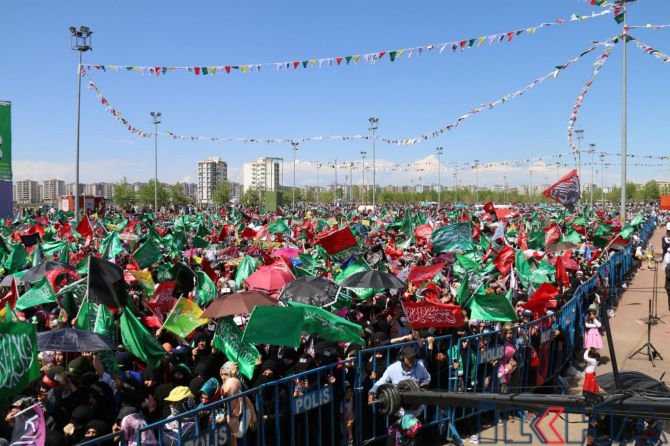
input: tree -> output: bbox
[137,180,170,209]
[642,180,660,201]
[212,182,231,206]
[170,183,192,208]
[112,178,136,210]
[241,188,263,208]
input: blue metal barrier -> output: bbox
[75,219,653,446]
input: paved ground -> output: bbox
[455,227,670,445]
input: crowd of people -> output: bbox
[0,201,666,446]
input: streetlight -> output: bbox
[600,153,606,205]
[333,158,338,204]
[453,169,458,202]
[436,147,443,208]
[150,112,162,212]
[474,160,480,204]
[590,143,596,207]
[349,162,354,202]
[316,162,321,204]
[575,129,584,195]
[69,25,93,222]
[360,151,366,203]
[617,0,635,220]
[368,117,379,213]
[529,169,533,202]
[291,142,299,211]
[503,175,507,203]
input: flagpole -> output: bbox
[619,0,631,221]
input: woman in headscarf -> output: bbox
[161,386,199,446]
[220,378,257,446]
[119,412,159,446]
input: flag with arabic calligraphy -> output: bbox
[401,300,465,329]
[542,169,580,212]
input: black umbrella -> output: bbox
[340,270,406,290]
[21,261,76,283]
[37,328,116,352]
[279,276,342,308]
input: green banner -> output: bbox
[213,317,260,380]
[0,322,40,402]
[0,101,11,180]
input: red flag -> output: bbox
[543,169,581,211]
[524,282,559,313]
[0,277,19,310]
[240,226,258,239]
[493,245,516,275]
[148,281,177,314]
[407,263,445,284]
[555,256,570,288]
[483,201,498,222]
[314,226,358,255]
[200,257,219,282]
[76,215,94,238]
[543,222,562,247]
[401,300,465,329]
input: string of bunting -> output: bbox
[380,42,603,146]
[628,35,670,63]
[83,68,368,144]
[626,24,670,30]
[566,38,617,155]
[82,11,610,78]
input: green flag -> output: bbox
[75,298,98,332]
[132,239,163,269]
[288,301,364,345]
[455,252,481,271]
[242,306,305,348]
[469,288,518,322]
[195,271,217,308]
[191,236,209,249]
[455,275,470,307]
[268,218,289,234]
[31,243,42,268]
[119,309,167,367]
[3,243,28,273]
[335,257,374,299]
[213,317,261,380]
[630,214,644,227]
[619,224,634,239]
[234,255,260,289]
[15,277,57,311]
[514,249,532,290]
[430,222,473,253]
[99,232,124,259]
[162,297,207,338]
[93,304,115,337]
[0,322,40,401]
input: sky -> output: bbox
[3,0,670,191]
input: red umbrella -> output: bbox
[272,247,302,262]
[201,291,277,319]
[245,266,294,296]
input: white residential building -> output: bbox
[242,157,282,193]
[197,157,228,204]
[42,179,65,201]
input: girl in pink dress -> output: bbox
[583,307,603,350]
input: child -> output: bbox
[584,307,603,350]
[582,348,601,395]
[645,243,655,269]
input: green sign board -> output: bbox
[0,101,11,180]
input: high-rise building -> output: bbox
[42,179,66,201]
[197,157,228,204]
[14,180,40,204]
[242,157,282,193]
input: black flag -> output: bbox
[88,256,128,308]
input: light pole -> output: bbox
[590,143,596,207]
[150,112,162,212]
[368,117,379,213]
[349,162,354,202]
[316,162,321,204]
[453,170,458,202]
[503,175,507,203]
[360,151,366,203]
[575,129,584,195]
[556,162,560,181]
[618,0,634,221]
[291,142,299,211]
[600,153,605,205]
[436,147,443,208]
[333,159,338,204]
[529,169,533,202]
[69,25,93,222]
[474,160,480,204]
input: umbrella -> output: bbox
[272,247,301,262]
[37,328,116,352]
[545,241,577,254]
[201,291,276,319]
[340,270,406,290]
[279,276,342,308]
[245,266,294,296]
[22,261,76,283]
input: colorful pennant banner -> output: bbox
[629,35,670,63]
[82,11,610,78]
[380,42,603,146]
[566,39,617,154]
